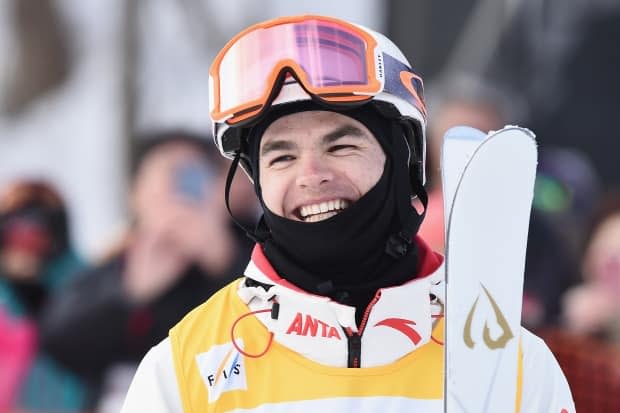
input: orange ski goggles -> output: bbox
[209,15,425,126]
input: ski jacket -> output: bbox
[121,239,575,413]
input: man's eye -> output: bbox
[269,155,295,166]
[329,144,356,153]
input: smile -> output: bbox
[299,199,350,223]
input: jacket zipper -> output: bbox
[345,291,382,368]
[347,334,361,368]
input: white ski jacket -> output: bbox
[121,240,575,413]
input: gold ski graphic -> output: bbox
[463,283,514,350]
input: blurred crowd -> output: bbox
[0,133,257,412]
[0,0,619,412]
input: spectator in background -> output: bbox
[437,0,620,189]
[562,192,620,342]
[40,131,256,413]
[421,30,608,240]
[522,148,601,328]
[0,180,90,412]
[418,86,503,252]
[420,80,601,329]
[420,0,620,326]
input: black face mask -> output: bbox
[243,102,425,312]
[260,157,398,283]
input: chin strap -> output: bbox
[385,122,428,258]
[385,177,427,258]
[224,152,265,244]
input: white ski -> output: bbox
[442,126,537,413]
[441,126,487,229]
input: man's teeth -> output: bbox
[304,211,339,223]
[300,200,349,221]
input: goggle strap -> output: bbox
[225,152,263,244]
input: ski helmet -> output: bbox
[208,15,427,186]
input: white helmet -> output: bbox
[209,15,427,185]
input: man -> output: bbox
[122,15,574,412]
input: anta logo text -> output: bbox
[286,312,342,340]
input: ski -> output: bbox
[442,126,537,412]
[441,126,487,227]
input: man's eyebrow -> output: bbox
[260,139,296,157]
[322,124,368,144]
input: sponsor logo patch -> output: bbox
[196,341,247,402]
[286,312,342,340]
[374,318,422,345]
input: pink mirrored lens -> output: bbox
[293,23,367,87]
[217,19,369,114]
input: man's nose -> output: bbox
[295,156,334,189]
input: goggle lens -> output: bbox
[212,17,379,123]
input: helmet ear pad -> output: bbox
[370,100,425,187]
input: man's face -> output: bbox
[259,110,386,222]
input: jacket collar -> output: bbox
[238,237,445,367]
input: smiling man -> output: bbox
[122,15,574,413]
[258,111,383,225]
